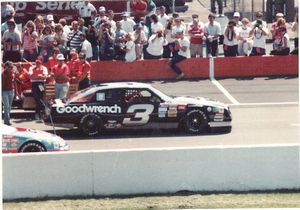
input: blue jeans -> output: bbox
[2,90,14,125]
[55,82,70,99]
[23,48,38,62]
[169,54,186,75]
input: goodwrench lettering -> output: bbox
[56,104,121,114]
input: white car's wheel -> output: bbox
[185,109,208,134]
[19,141,46,153]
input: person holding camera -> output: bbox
[39,25,55,62]
[145,30,167,59]
[2,19,22,62]
[124,32,136,62]
[223,19,239,57]
[99,22,115,60]
[270,26,290,56]
[2,61,16,125]
[249,14,269,56]
[86,23,99,61]
[22,20,39,62]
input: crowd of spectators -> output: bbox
[1,1,298,66]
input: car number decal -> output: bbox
[123,104,154,125]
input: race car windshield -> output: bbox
[67,86,96,104]
[149,86,173,102]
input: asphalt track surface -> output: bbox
[10,76,299,151]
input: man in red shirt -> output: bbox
[2,61,16,125]
[46,47,60,83]
[77,52,91,90]
[188,18,204,58]
[52,54,70,99]
[67,49,81,84]
[131,0,147,22]
[28,56,48,120]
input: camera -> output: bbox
[255,19,263,27]
[157,31,163,37]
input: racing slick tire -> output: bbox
[19,141,47,153]
[185,109,208,134]
[79,114,103,136]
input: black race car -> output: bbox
[43,82,232,136]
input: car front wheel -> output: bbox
[79,114,102,136]
[19,141,46,153]
[185,109,208,134]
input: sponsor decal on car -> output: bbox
[56,104,121,114]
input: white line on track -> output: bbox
[209,57,240,105]
[229,102,299,107]
[211,79,240,105]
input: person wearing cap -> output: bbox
[76,1,97,27]
[94,6,108,29]
[2,61,16,125]
[77,52,91,90]
[270,12,287,48]
[233,12,243,28]
[163,18,176,58]
[204,13,221,57]
[28,56,48,120]
[120,12,136,33]
[67,49,81,84]
[168,30,189,80]
[2,18,22,62]
[171,17,186,40]
[52,54,70,99]
[79,33,93,61]
[46,14,55,28]
[237,18,253,56]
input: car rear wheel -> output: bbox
[79,114,102,136]
[19,141,46,153]
[185,109,208,134]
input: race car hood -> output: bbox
[172,96,229,109]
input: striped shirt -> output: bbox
[67,30,82,51]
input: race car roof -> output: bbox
[95,82,153,89]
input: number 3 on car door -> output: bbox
[123,104,154,125]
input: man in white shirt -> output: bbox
[79,33,93,61]
[120,12,136,33]
[76,1,97,27]
[204,13,221,57]
[168,31,189,80]
[158,6,169,29]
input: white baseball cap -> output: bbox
[56,54,65,61]
[47,14,54,21]
[99,6,106,12]
[233,12,240,17]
